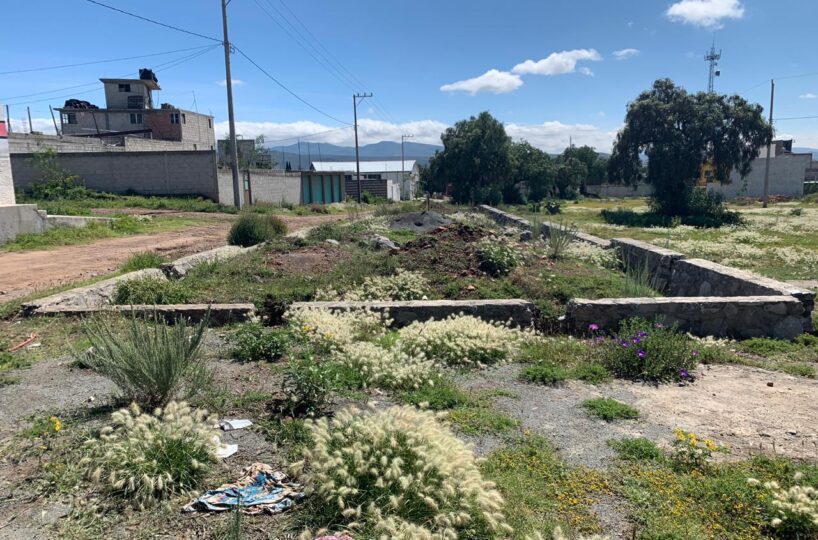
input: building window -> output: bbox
[61,112,77,125]
[127,95,144,109]
[170,112,180,124]
[181,113,186,124]
[207,118,212,129]
[118,83,131,92]
[129,113,143,125]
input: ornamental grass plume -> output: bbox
[398,314,529,368]
[286,307,390,352]
[315,269,430,302]
[748,472,818,536]
[293,405,511,539]
[80,401,219,508]
[338,342,439,391]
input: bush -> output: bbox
[81,313,211,408]
[81,402,218,508]
[598,318,699,383]
[337,342,438,391]
[295,405,510,538]
[608,437,665,463]
[315,269,430,302]
[113,277,192,305]
[281,355,336,417]
[476,238,519,276]
[120,251,165,272]
[228,213,288,246]
[398,315,528,368]
[287,307,389,352]
[582,397,639,421]
[230,323,288,362]
[601,204,743,229]
[546,221,578,260]
[521,361,571,385]
[309,203,330,214]
[670,428,725,471]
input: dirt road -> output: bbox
[0,212,346,303]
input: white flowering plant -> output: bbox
[476,238,519,276]
[563,242,618,269]
[80,402,218,508]
[294,405,511,539]
[748,472,818,537]
[398,315,529,368]
[287,307,390,352]
[337,342,439,391]
[315,269,430,302]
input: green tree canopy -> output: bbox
[509,140,554,202]
[608,78,772,216]
[426,111,512,204]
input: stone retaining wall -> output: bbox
[289,299,535,327]
[610,238,685,294]
[478,204,610,248]
[32,303,256,326]
[566,296,805,340]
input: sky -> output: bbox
[3,0,818,151]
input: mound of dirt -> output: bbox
[399,223,489,277]
[389,211,451,233]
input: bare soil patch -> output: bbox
[0,213,350,303]
[400,223,489,277]
[266,244,347,275]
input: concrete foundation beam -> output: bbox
[31,303,256,326]
[289,299,536,327]
[162,244,261,279]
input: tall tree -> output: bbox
[428,112,512,204]
[608,78,772,216]
[509,140,554,202]
[554,156,587,199]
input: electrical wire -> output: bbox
[84,0,222,42]
[0,45,214,76]
[261,126,351,145]
[233,46,351,126]
[774,115,818,121]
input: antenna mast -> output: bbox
[705,42,722,93]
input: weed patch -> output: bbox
[113,277,192,305]
[582,398,639,422]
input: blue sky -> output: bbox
[3,0,818,150]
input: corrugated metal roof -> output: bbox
[311,160,416,173]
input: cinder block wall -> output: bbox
[11,150,219,199]
[248,170,302,205]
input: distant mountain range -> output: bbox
[262,141,442,169]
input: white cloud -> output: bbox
[216,117,617,154]
[8,117,56,134]
[439,69,523,95]
[511,49,602,76]
[217,79,245,86]
[627,21,635,27]
[799,93,817,99]
[579,66,594,77]
[612,48,640,61]
[598,111,607,117]
[666,0,744,29]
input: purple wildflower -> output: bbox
[631,337,641,344]
[680,368,690,379]
[654,322,665,329]
[620,339,630,348]
[589,323,600,332]
[692,350,699,357]
[637,349,646,358]
[637,331,649,338]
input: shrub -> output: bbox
[521,362,571,385]
[81,313,211,408]
[287,307,389,352]
[294,405,510,538]
[230,323,288,362]
[228,213,288,246]
[748,472,818,537]
[545,221,578,260]
[310,203,330,214]
[598,318,699,383]
[582,397,639,422]
[399,377,477,410]
[476,238,519,276]
[337,341,439,391]
[670,428,725,471]
[81,402,218,508]
[608,437,665,463]
[120,251,165,272]
[544,199,562,215]
[281,355,337,417]
[398,315,528,368]
[316,270,430,302]
[113,277,191,305]
[739,337,799,356]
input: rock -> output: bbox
[371,234,399,252]
[325,239,340,246]
[787,429,798,435]
[519,230,533,242]
[767,382,774,387]
[502,226,517,237]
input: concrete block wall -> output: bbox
[585,183,653,198]
[248,170,302,205]
[11,150,219,199]
[0,204,47,243]
[708,153,810,199]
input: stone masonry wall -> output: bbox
[566,296,805,340]
[610,238,685,294]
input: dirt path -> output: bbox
[0,212,348,303]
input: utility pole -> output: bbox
[352,93,372,203]
[297,139,302,170]
[221,0,242,208]
[48,105,60,137]
[5,105,12,133]
[27,107,33,133]
[762,79,775,208]
[401,134,413,200]
[705,42,721,93]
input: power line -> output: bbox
[0,45,214,76]
[233,46,351,125]
[261,126,351,145]
[4,46,220,107]
[84,0,222,42]
[774,115,818,121]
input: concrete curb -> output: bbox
[162,243,263,279]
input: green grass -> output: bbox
[608,437,666,463]
[120,251,166,272]
[112,277,192,305]
[519,338,611,385]
[17,193,237,216]
[582,397,639,421]
[447,406,519,435]
[482,435,610,538]
[0,215,209,252]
